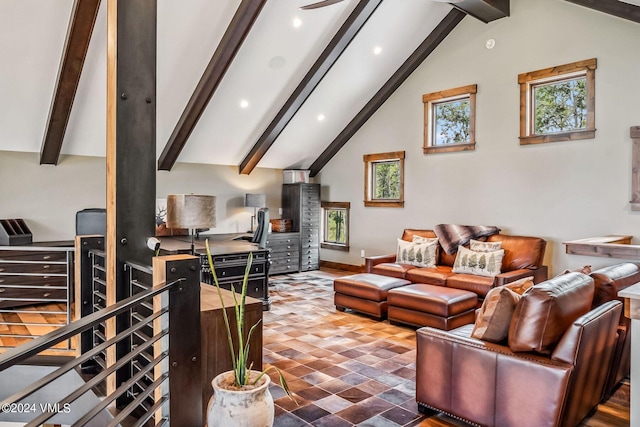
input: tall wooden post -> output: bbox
[106,0,157,398]
[630,126,640,211]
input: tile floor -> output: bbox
[263,271,630,427]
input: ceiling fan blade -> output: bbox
[300,0,345,10]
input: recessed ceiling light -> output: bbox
[293,17,302,28]
[373,46,382,55]
[317,114,325,122]
[240,99,249,109]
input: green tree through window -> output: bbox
[434,98,471,145]
[534,77,586,134]
[373,161,400,200]
[326,209,346,244]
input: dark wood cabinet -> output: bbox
[266,232,300,275]
[282,183,321,272]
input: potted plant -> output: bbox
[205,240,294,427]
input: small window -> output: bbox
[321,201,350,251]
[363,151,405,208]
[423,84,477,154]
[519,58,596,145]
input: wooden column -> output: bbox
[106,0,157,398]
[630,126,640,211]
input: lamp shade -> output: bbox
[166,195,216,229]
[245,193,266,208]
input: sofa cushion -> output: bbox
[470,239,502,252]
[452,245,505,277]
[487,234,546,271]
[505,276,535,294]
[396,239,437,268]
[405,265,454,287]
[508,272,594,354]
[446,273,495,298]
[372,263,416,279]
[472,286,521,343]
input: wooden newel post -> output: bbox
[153,255,202,426]
[630,126,640,211]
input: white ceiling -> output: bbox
[0,0,454,171]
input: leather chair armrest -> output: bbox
[364,254,396,273]
[494,266,548,287]
[416,326,570,427]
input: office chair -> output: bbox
[252,208,269,249]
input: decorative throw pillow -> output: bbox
[396,239,437,268]
[471,286,521,343]
[470,239,502,252]
[412,235,439,244]
[505,276,535,295]
[452,245,504,277]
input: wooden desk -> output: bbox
[160,237,271,310]
[200,285,262,419]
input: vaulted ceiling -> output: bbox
[2,0,637,174]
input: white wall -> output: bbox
[0,151,282,241]
[317,0,640,274]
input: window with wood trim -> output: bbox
[321,201,350,251]
[423,84,477,154]
[519,58,596,145]
[363,151,404,208]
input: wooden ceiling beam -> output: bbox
[308,9,466,177]
[40,0,101,165]
[238,0,383,175]
[157,0,266,171]
[565,0,640,24]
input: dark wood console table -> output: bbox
[160,237,271,310]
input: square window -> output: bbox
[363,151,404,208]
[519,58,596,145]
[423,84,477,154]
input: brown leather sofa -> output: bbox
[365,229,548,298]
[590,262,638,398]
[415,272,621,427]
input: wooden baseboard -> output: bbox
[320,260,364,273]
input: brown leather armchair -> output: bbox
[416,273,621,427]
[590,262,639,398]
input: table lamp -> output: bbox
[245,193,266,232]
[166,194,216,254]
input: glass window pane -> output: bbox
[533,76,586,135]
[372,161,400,200]
[433,98,471,146]
[325,209,347,244]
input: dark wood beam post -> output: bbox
[309,9,466,176]
[157,0,266,171]
[238,0,383,175]
[106,0,157,399]
[40,0,101,165]
[565,0,640,24]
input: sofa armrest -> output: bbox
[416,326,571,427]
[364,254,396,273]
[494,266,548,287]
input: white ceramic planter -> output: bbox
[207,371,274,427]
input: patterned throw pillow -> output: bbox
[472,286,521,343]
[412,235,439,244]
[470,239,502,252]
[505,276,535,295]
[396,239,437,268]
[452,245,504,277]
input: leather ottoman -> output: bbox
[388,284,477,330]
[334,273,411,319]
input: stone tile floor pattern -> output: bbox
[263,272,460,427]
[263,271,630,427]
